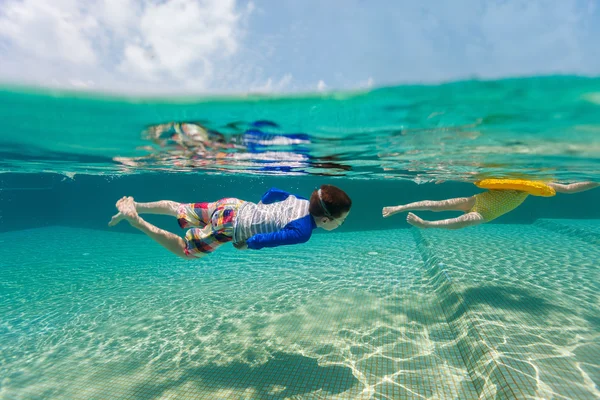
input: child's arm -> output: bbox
[245,218,312,250]
[547,182,600,194]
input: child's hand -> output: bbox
[233,241,248,250]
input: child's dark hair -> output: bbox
[309,185,352,218]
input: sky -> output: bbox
[0,0,599,94]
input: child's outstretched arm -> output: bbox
[245,218,313,250]
[547,182,600,194]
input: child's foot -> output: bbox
[108,212,124,227]
[117,197,141,226]
[108,197,127,226]
[407,212,428,228]
[382,206,403,218]
[108,197,138,226]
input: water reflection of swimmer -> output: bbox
[145,121,231,151]
[146,120,309,152]
[225,121,350,174]
[231,120,311,153]
[114,121,235,168]
[115,121,350,175]
[382,181,599,229]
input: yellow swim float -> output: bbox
[474,179,556,197]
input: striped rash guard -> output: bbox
[234,188,317,249]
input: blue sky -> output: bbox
[0,0,598,94]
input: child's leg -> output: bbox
[109,199,182,226]
[383,197,475,218]
[135,200,181,216]
[113,197,193,259]
[547,182,599,194]
[407,212,484,230]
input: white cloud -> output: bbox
[119,45,160,81]
[358,77,374,89]
[0,0,250,92]
[317,80,327,92]
[95,0,140,36]
[68,79,95,88]
[0,0,98,65]
[119,0,239,81]
[250,73,293,93]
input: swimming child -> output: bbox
[109,185,351,259]
[382,181,599,230]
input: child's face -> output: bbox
[320,211,349,231]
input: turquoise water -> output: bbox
[1,76,600,181]
[1,77,600,399]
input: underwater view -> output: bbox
[1,77,600,400]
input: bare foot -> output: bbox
[382,206,402,218]
[108,197,138,227]
[117,197,140,226]
[108,212,125,227]
[407,212,428,228]
[108,197,127,226]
